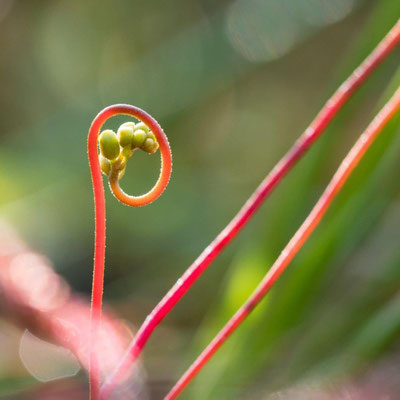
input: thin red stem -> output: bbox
[165,85,400,400]
[88,105,171,399]
[100,20,400,400]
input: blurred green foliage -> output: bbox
[0,0,399,398]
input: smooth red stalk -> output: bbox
[100,20,400,400]
[165,85,400,400]
[88,105,172,399]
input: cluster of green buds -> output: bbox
[98,121,159,180]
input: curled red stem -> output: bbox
[88,104,172,399]
[101,19,400,400]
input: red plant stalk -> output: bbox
[0,221,138,396]
[100,20,400,399]
[165,85,400,400]
[88,105,172,400]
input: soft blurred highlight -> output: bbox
[0,0,399,399]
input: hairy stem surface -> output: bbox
[88,105,171,399]
[101,19,400,400]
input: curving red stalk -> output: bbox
[100,19,400,400]
[165,84,400,400]
[88,104,172,399]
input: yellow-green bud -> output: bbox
[142,138,158,154]
[118,124,134,148]
[147,131,156,141]
[99,155,111,176]
[120,121,136,130]
[134,122,150,133]
[99,130,120,160]
[132,129,147,148]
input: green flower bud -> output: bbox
[147,131,156,141]
[99,130,120,160]
[142,138,159,154]
[99,155,111,176]
[120,121,136,130]
[134,122,150,133]
[117,124,134,147]
[132,129,147,148]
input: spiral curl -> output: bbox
[89,104,172,207]
[87,104,172,399]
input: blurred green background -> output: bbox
[0,0,399,399]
